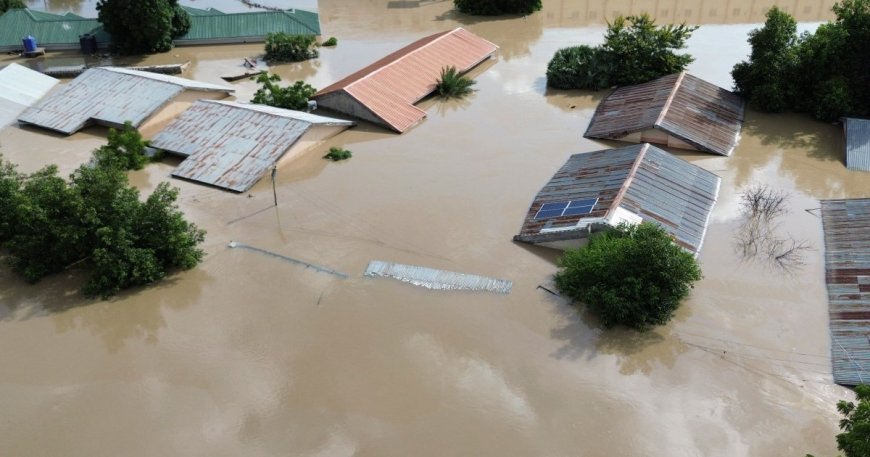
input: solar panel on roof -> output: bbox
[534,199,598,220]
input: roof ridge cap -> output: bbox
[654,72,686,127]
[606,144,649,219]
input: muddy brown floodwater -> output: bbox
[0,0,860,456]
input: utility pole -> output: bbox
[271,166,278,206]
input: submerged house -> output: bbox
[842,117,870,172]
[514,143,720,255]
[820,198,870,386]
[0,7,319,52]
[18,67,234,135]
[584,72,746,157]
[311,27,497,133]
[0,63,58,128]
[149,100,353,192]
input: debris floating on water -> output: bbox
[228,241,348,279]
[364,260,512,294]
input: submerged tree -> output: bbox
[546,14,697,90]
[96,0,191,54]
[251,73,317,111]
[554,222,702,330]
[453,0,542,16]
[264,32,318,62]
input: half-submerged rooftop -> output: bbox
[514,143,720,255]
[584,72,746,157]
[311,27,497,133]
[821,198,870,386]
[18,67,233,135]
[843,117,870,172]
[0,63,58,128]
[150,100,353,192]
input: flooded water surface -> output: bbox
[0,1,858,456]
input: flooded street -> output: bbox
[0,1,861,455]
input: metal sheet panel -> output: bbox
[312,28,497,132]
[0,63,58,127]
[821,198,870,386]
[175,8,320,43]
[515,143,720,255]
[584,72,745,156]
[151,100,351,192]
[844,118,870,172]
[17,67,232,135]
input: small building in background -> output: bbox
[584,72,745,157]
[843,117,870,172]
[18,67,234,135]
[0,63,58,128]
[514,143,720,255]
[149,100,353,192]
[311,27,498,133]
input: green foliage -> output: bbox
[323,147,352,161]
[264,32,318,62]
[92,121,149,171]
[97,0,191,54]
[0,128,205,298]
[251,73,317,111]
[554,223,702,330]
[836,384,870,457]
[546,13,697,90]
[732,1,870,121]
[322,37,338,47]
[435,66,476,99]
[0,0,26,14]
[453,0,542,16]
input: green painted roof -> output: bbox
[0,7,319,50]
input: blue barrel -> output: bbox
[22,35,37,53]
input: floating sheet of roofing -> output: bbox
[514,143,721,254]
[821,198,870,386]
[0,63,58,128]
[150,100,353,192]
[17,67,233,135]
[312,27,497,133]
[584,72,746,156]
[843,118,870,172]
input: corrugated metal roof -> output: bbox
[0,63,59,127]
[150,100,352,192]
[844,118,870,172]
[584,72,746,156]
[312,28,497,133]
[515,143,720,254]
[0,7,318,51]
[821,198,870,386]
[18,67,233,135]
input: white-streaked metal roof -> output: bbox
[0,63,58,127]
[844,118,870,172]
[150,100,352,192]
[18,67,233,135]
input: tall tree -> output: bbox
[96,0,191,54]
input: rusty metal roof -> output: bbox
[514,143,720,254]
[17,67,233,135]
[0,63,58,127]
[844,118,870,172]
[150,100,353,192]
[584,72,745,156]
[821,198,870,386]
[312,27,497,133]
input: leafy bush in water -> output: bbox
[92,121,150,171]
[546,14,697,90]
[322,37,337,47]
[454,0,541,15]
[435,66,476,99]
[264,32,318,62]
[323,147,352,161]
[251,73,317,111]
[0,0,26,14]
[97,0,191,54]
[554,222,702,331]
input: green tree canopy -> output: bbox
[0,0,25,14]
[264,32,318,63]
[251,73,317,111]
[546,14,697,90]
[453,0,542,16]
[836,384,870,457]
[96,0,191,54]
[554,223,702,330]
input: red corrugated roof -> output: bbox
[313,27,497,132]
